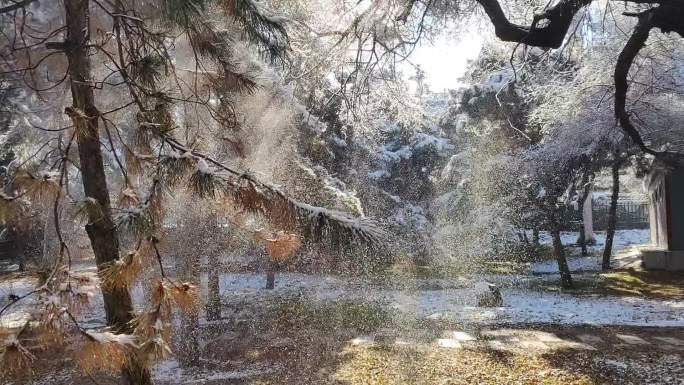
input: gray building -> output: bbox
[642,162,684,270]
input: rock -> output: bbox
[475,282,503,307]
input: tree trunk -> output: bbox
[41,212,51,269]
[532,228,540,246]
[206,251,221,320]
[577,170,593,257]
[206,213,221,320]
[265,261,275,289]
[177,250,200,367]
[550,215,573,289]
[63,1,151,383]
[552,230,573,289]
[578,225,588,257]
[602,159,621,271]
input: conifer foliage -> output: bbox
[0,1,383,383]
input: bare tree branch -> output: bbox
[615,5,684,158]
[475,0,593,49]
[614,10,657,155]
[0,0,38,15]
[472,0,684,157]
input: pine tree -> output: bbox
[0,1,384,383]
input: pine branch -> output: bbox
[218,0,289,63]
[162,137,387,249]
[185,24,259,93]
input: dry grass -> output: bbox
[526,268,684,299]
[250,338,613,385]
[331,345,602,385]
[270,298,394,333]
[601,269,684,298]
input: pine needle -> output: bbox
[224,175,387,249]
[186,24,259,93]
[169,282,199,315]
[218,0,289,63]
[78,331,134,375]
[264,230,301,263]
[15,170,62,204]
[159,152,196,187]
[0,192,23,225]
[138,335,172,364]
[150,281,174,319]
[189,165,226,198]
[73,197,104,224]
[115,203,159,237]
[131,310,170,341]
[124,149,155,176]
[58,284,92,315]
[129,54,166,88]
[100,251,142,289]
[0,335,35,379]
[34,321,65,347]
[118,187,141,208]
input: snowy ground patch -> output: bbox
[214,272,684,327]
[153,359,277,384]
[531,229,650,274]
[532,229,650,253]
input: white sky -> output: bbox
[408,32,484,92]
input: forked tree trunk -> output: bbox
[602,159,621,270]
[63,1,151,383]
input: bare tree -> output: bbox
[468,0,684,158]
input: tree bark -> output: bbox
[475,0,593,48]
[206,251,221,320]
[205,213,221,320]
[177,249,200,367]
[63,1,151,383]
[550,211,573,289]
[265,261,275,290]
[578,225,587,257]
[474,0,684,159]
[602,159,621,270]
[577,170,593,257]
[551,228,573,289]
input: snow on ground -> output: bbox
[531,229,650,274]
[533,229,650,252]
[153,359,278,384]
[0,262,146,329]
[1,228,678,342]
[213,272,684,327]
[0,274,40,328]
